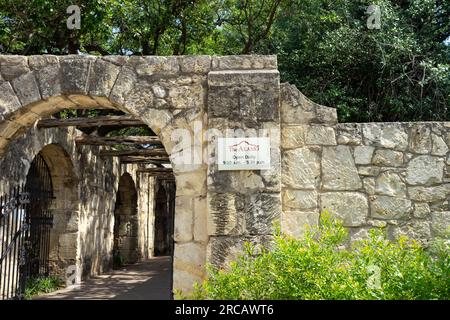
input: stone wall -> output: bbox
[206,61,282,270]
[281,83,450,244]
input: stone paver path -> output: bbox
[35,257,172,300]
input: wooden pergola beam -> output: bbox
[142,173,175,179]
[38,116,145,128]
[137,168,173,174]
[99,149,168,157]
[120,157,170,165]
[75,135,161,146]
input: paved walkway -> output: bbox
[35,256,172,300]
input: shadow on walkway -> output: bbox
[35,256,172,300]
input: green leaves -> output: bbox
[192,213,450,300]
[24,276,64,299]
[272,0,449,122]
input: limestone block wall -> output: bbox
[281,83,450,244]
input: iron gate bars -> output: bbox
[0,153,54,300]
[0,185,30,300]
[24,153,54,279]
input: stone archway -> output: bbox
[0,55,211,293]
[0,54,283,294]
[34,144,80,284]
[113,173,139,266]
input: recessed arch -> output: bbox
[113,172,139,266]
[30,143,80,284]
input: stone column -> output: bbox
[206,57,282,269]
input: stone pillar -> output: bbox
[206,59,282,269]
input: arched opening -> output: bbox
[0,56,210,297]
[113,173,138,267]
[35,144,79,284]
[154,178,176,257]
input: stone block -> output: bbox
[244,193,281,235]
[0,82,22,117]
[322,145,362,190]
[193,196,208,243]
[180,56,211,73]
[354,146,375,165]
[370,195,412,219]
[375,171,406,197]
[358,166,381,176]
[60,56,94,94]
[409,124,431,154]
[282,148,320,189]
[431,212,450,237]
[406,155,444,185]
[11,72,41,106]
[305,125,336,145]
[413,203,431,219]
[281,125,306,149]
[109,67,137,106]
[174,196,194,243]
[320,192,368,227]
[88,59,121,97]
[208,193,243,236]
[207,235,272,269]
[372,149,404,167]
[134,56,180,76]
[28,55,59,70]
[0,56,29,81]
[35,63,62,99]
[336,123,362,145]
[431,133,449,156]
[59,233,78,259]
[391,220,431,244]
[408,184,450,202]
[173,242,206,276]
[282,189,318,210]
[363,123,408,151]
[211,55,277,71]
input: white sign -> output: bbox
[218,137,271,171]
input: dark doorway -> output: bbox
[113,173,139,268]
[154,178,175,257]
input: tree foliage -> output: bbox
[0,0,448,122]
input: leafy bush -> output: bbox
[25,276,64,300]
[191,213,449,300]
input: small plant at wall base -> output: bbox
[190,212,450,300]
[113,249,125,269]
[24,276,65,300]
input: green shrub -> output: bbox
[191,212,449,300]
[25,276,64,300]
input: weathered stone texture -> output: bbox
[322,145,362,190]
[362,123,409,150]
[320,192,368,227]
[375,171,406,197]
[282,148,320,189]
[372,149,404,167]
[406,155,444,185]
[370,196,412,220]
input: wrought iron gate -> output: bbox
[0,153,54,299]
